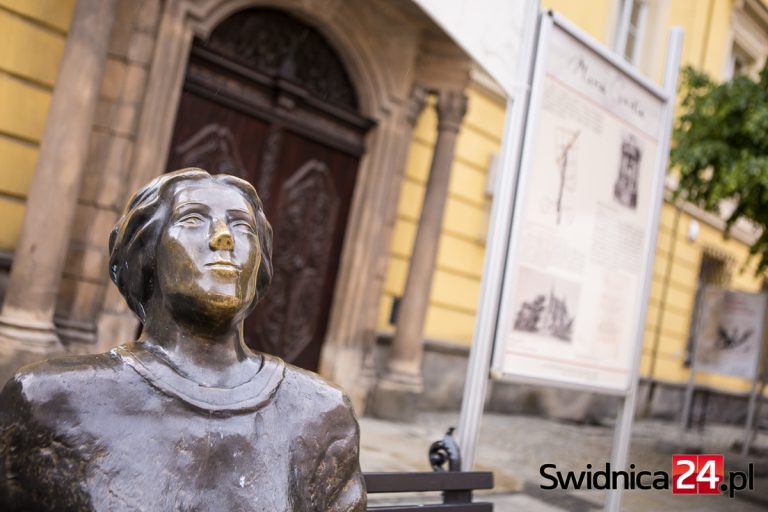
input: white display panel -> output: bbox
[695,287,767,379]
[491,16,669,393]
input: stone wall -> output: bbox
[55,0,162,351]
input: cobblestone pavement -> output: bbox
[359,412,768,511]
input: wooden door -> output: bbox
[165,8,373,370]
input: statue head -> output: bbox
[109,168,273,325]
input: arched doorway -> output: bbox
[165,8,374,371]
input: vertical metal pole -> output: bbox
[742,369,762,457]
[644,206,682,415]
[680,289,705,436]
[742,309,768,457]
[456,0,541,470]
[678,281,707,438]
[747,370,767,456]
[604,27,684,512]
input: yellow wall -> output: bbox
[380,0,767,396]
[0,0,75,250]
[642,204,764,392]
[377,85,505,345]
[543,0,616,42]
[666,0,732,74]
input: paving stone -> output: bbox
[358,412,768,511]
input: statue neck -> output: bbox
[138,309,260,388]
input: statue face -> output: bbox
[155,182,262,323]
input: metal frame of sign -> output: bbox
[458,10,683,512]
[680,286,768,457]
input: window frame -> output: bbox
[613,0,649,65]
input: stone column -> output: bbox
[318,85,428,413]
[373,89,467,419]
[0,0,118,355]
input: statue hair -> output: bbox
[108,168,273,322]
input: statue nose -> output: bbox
[210,222,234,251]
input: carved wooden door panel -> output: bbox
[165,8,372,371]
[166,92,268,180]
[244,133,359,370]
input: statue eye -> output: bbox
[232,221,256,234]
[178,213,205,226]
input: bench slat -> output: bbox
[364,472,494,493]
[367,503,493,512]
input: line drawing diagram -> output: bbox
[540,127,581,225]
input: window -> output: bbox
[725,0,768,80]
[614,0,648,65]
[727,44,757,79]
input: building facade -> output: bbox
[375,0,768,420]
[0,0,767,422]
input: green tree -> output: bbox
[670,64,768,272]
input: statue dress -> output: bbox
[0,342,366,511]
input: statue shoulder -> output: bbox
[279,361,354,412]
[0,353,123,512]
[277,363,365,511]
[0,350,126,412]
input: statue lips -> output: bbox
[204,259,241,277]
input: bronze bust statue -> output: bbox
[0,169,366,511]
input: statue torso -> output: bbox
[0,345,364,512]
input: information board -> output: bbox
[490,16,669,393]
[695,287,767,379]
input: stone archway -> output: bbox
[121,0,427,408]
[97,0,476,411]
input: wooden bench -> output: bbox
[363,428,494,511]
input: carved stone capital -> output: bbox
[406,84,428,126]
[436,90,468,133]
